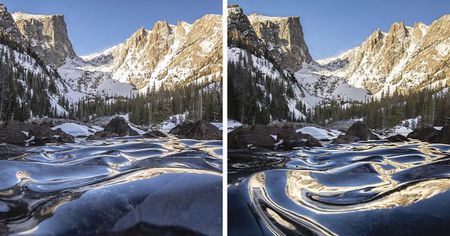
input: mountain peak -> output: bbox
[12,11,77,67]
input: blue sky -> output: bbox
[3,0,222,56]
[230,0,449,59]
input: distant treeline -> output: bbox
[61,81,222,125]
[313,85,450,129]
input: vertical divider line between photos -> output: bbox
[222,0,228,234]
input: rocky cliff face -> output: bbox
[83,14,222,91]
[321,14,450,95]
[228,5,312,73]
[248,14,312,73]
[12,12,77,67]
[0,4,27,45]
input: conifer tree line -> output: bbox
[312,85,450,130]
[0,35,59,121]
[63,80,222,126]
[228,53,306,125]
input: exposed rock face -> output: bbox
[0,4,27,45]
[322,14,450,96]
[12,12,77,67]
[248,14,312,73]
[83,14,222,91]
[104,117,138,137]
[169,120,221,140]
[0,120,74,145]
[228,5,312,73]
[228,125,275,149]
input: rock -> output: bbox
[29,125,58,145]
[0,144,25,159]
[143,130,168,138]
[2,120,33,133]
[0,130,28,146]
[169,120,221,140]
[407,125,440,142]
[87,131,119,140]
[276,127,322,150]
[331,135,360,144]
[346,121,380,140]
[228,124,275,149]
[52,128,75,143]
[104,117,137,137]
[12,12,77,67]
[433,125,450,144]
[386,134,410,142]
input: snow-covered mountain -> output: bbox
[229,4,449,124]
[228,5,369,123]
[0,4,70,118]
[7,7,222,100]
[319,14,450,97]
[62,14,222,95]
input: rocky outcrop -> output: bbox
[228,124,275,149]
[0,120,74,146]
[407,125,440,142]
[331,121,379,144]
[0,144,26,159]
[169,120,221,140]
[346,121,380,140]
[12,12,77,67]
[276,127,322,150]
[104,117,138,137]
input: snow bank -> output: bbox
[52,123,102,137]
[297,126,342,140]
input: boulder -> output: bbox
[276,127,322,150]
[29,125,57,145]
[87,131,119,140]
[386,134,409,142]
[228,124,275,149]
[433,125,450,144]
[0,144,26,159]
[331,135,360,144]
[0,130,28,146]
[104,117,138,137]
[52,128,75,143]
[143,130,168,138]
[346,121,380,140]
[407,125,440,142]
[169,120,221,140]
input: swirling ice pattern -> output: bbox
[229,141,450,236]
[0,136,222,236]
